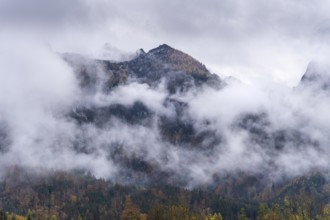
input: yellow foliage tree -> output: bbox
[120,196,144,220]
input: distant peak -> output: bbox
[148,44,175,54]
[158,44,172,49]
[144,44,210,76]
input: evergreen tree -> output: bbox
[0,210,7,220]
[239,208,249,220]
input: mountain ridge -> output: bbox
[63,44,223,94]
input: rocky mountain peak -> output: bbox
[143,44,210,76]
[63,44,222,94]
[148,44,174,54]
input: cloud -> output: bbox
[0,33,80,174]
[92,82,169,114]
[0,0,112,29]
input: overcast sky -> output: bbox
[1,0,330,86]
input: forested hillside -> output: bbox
[0,169,329,219]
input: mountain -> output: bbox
[63,45,224,184]
[1,44,330,219]
[60,44,321,187]
[63,44,223,94]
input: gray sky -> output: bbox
[1,0,330,85]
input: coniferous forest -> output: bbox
[0,168,329,220]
